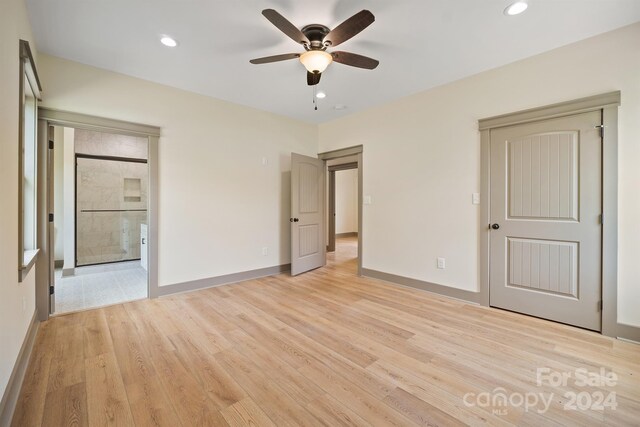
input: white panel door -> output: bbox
[490,111,602,331]
[291,153,326,275]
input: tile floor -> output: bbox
[54,260,147,314]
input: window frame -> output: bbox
[18,40,42,282]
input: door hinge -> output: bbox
[48,139,54,150]
[595,125,604,138]
[598,300,603,312]
[49,213,54,222]
[49,285,55,295]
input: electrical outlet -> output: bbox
[262,247,268,256]
[261,157,268,166]
[472,193,480,205]
[437,257,446,269]
[364,195,372,205]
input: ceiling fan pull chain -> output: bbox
[313,85,318,111]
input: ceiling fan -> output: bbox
[250,9,380,86]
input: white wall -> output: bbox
[318,23,640,327]
[37,54,318,287]
[0,0,37,404]
[335,169,358,234]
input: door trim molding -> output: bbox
[479,92,623,338]
[318,146,363,276]
[479,91,621,130]
[36,108,160,318]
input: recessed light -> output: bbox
[333,104,348,110]
[160,36,178,47]
[504,1,528,16]
[316,91,326,99]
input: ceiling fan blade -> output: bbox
[262,9,310,46]
[331,51,379,69]
[307,72,321,86]
[249,53,300,64]
[324,10,375,47]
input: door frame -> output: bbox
[478,91,620,338]
[36,108,160,320]
[318,146,363,276]
[327,161,358,253]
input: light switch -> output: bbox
[363,195,372,205]
[472,193,480,205]
[437,257,446,269]
[261,157,268,166]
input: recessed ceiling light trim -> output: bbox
[504,1,528,16]
[160,35,178,47]
[316,91,326,99]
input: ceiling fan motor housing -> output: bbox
[301,24,331,49]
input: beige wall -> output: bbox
[318,23,640,327]
[0,0,37,403]
[335,169,358,234]
[37,54,319,286]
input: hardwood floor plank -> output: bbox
[383,386,465,427]
[47,314,85,393]
[13,237,640,426]
[221,397,277,427]
[85,352,135,426]
[41,382,88,427]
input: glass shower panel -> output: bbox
[76,157,148,266]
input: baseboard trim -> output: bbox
[155,264,291,297]
[0,310,39,426]
[362,268,481,304]
[617,322,640,343]
[336,232,358,238]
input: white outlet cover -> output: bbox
[261,157,268,166]
[472,193,480,205]
[364,195,372,205]
[437,257,446,269]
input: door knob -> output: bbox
[491,223,500,230]
[294,218,299,222]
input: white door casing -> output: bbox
[291,153,326,276]
[489,111,602,331]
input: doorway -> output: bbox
[488,111,602,331]
[319,146,363,276]
[51,127,149,314]
[327,161,359,275]
[36,108,160,320]
[289,146,363,277]
[479,92,620,336]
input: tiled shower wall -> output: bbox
[76,130,148,266]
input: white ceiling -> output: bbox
[27,0,640,124]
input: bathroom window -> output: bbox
[18,40,42,282]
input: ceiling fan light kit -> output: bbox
[250,8,379,87]
[300,50,333,74]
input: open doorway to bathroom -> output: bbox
[52,126,148,314]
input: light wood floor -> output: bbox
[13,237,640,426]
